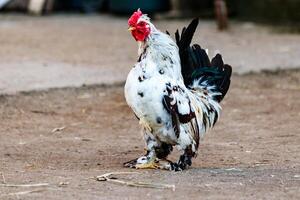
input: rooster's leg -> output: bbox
[160,148,194,171]
[155,142,173,159]
[124,131,161,169]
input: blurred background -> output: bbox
[2,0,300,23]
[0,0,300,93]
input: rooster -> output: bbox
[124,9,232,171]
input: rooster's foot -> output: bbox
[158,158,190,171]
[124,156,159,169]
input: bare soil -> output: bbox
[0,70,300,200]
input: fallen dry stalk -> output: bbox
[96,172,175,191]
[0,183,50,187]
[1,172,6,184]
[51,126,66,133]
[2,189,46,197]
[0,182,63,197]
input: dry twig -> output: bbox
[0,181,61,197]
[2,189,46,197]
[51,126,66,133]
[1,172,6,184]
[0,183,50,187]
[96,172,175,191]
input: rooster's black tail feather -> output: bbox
[191,53,232,102]
[175,18,232,102]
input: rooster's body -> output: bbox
[124,10,232,171]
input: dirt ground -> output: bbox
[0,70,299,199]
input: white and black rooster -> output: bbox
[124,10,232,171]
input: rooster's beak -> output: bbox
[128,27,136,31]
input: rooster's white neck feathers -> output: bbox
[137,22,182,80]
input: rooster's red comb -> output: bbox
[128,9,143,26]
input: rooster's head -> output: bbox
[128,9,151,42]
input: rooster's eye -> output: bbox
[138,22,146,26]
